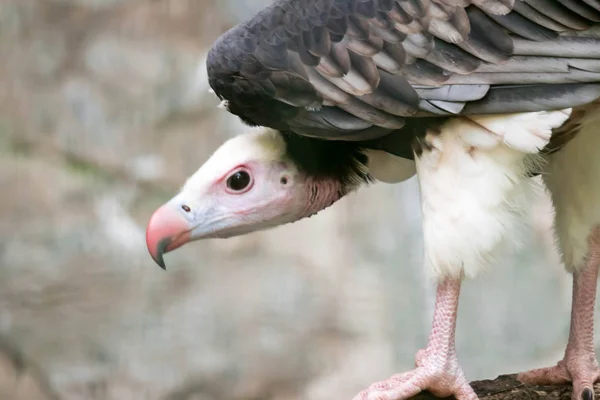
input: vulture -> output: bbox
[145,0,600,399]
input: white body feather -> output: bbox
[416,110,571,280]
[543,112,600,271]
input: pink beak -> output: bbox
[146,205,192,270]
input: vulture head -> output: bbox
[146,126,415,269]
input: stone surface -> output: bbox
[0,1,597,400]
[417,375,600,400]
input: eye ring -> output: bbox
[225,169,253,193]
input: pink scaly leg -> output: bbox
[353,279,477,400]
[518,227,600,400]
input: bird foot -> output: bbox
[518,352,600,400]
[353,349,478,400]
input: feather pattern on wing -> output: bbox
[206,0,600,157]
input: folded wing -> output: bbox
[207,0,600,142]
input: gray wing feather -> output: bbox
[513,2,572,31]
[445,70,600,84]
[583,0,600,11]
[207,0,600,142]
[513,37,600,56]
[570,59,600,70]
[557,0,600,20]
[428,100,467,114]
[487,9,559,40]
[524,0,594,29]
[414,84,490,101]
[462,83,600,113]
[475,56,570,72]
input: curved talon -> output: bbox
[518,355,600,400]
[353,359,477,400]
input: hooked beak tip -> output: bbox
[146,204,191,270]
[152,238,171,270]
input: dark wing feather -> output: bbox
[207,0,600,148]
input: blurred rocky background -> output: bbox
[0,1,595,399]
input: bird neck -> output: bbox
[297,176,345,220]
[280,131,372,189]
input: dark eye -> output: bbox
[226,170,251,192]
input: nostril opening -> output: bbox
[280,177,288,185]
[181,205,191,212]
